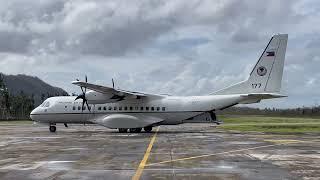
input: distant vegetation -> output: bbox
[219,116,320,133]
[0,73,68,120]
[219,106,320,117]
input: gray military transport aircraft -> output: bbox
[30,34,288,133]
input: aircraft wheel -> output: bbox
[118,128,128,133]
[144,126,153,133]
[49,125,56,133]
[129,128,142,133]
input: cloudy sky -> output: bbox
[0,0,319,108]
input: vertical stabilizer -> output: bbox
[212,34,288,95]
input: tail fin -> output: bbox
[212,34,288,95]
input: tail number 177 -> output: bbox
[252,83,262,89]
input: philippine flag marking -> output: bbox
[266,51,275,56]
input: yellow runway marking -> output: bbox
[132,127,160,180]
[146,139,320,167]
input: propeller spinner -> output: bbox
[75,75,91,112]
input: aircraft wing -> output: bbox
[72,81,164,100]
[89,114,164,129]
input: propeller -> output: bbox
[75,75,91,112]
[112,78,115,89]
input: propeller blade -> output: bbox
[75,75,90,113]
[112,78,115,89]
[84,76,87,93]
[75,94,83,101]
[85,100,91,112]
[75,96,80,101]
[82,99,85,112]
[80,87,85,94]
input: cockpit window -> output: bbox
[40,101,50,107]
[40,101,45,107]
[45,101,50,107]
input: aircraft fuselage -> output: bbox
[30,94,243,126]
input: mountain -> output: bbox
[1,73,68,105]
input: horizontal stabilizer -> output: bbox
[239,93,287,104]
[241,93,288,99]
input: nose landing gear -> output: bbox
[49,125,56,132]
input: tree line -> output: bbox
[0,75,67,120]
[219,106,320,117]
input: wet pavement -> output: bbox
[0,123,319,180]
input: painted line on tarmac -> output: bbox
[146,139,320,167]
[132,127,160,180]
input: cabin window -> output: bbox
[78,106,81,110]
[140,107,144,111]
[114,106,117,110]
[108,106,112,110]
[130,106,133,110]
[124,106,128,110]
[88,106,91,111]
[103,107,107,111]
[98,107,101,110]
[146,107,149,111]
[135,106,139,110]
[65,106,67,108]
[151,107,154,111]
[119,107,122,110]
[157,107,160,111]
[162,107,166,111]
[83,106,86,110]
[73,106,76,110]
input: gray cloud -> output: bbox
[0,0,319,108]
[0,0,303,57]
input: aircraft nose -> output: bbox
[30,108,38,121]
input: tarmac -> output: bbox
[0,123,319,180]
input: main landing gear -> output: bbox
[118,128,128,133]
[49,125,56,132]
[129,128,142,133]
[144,126,153,133]
[118,126,153,133]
